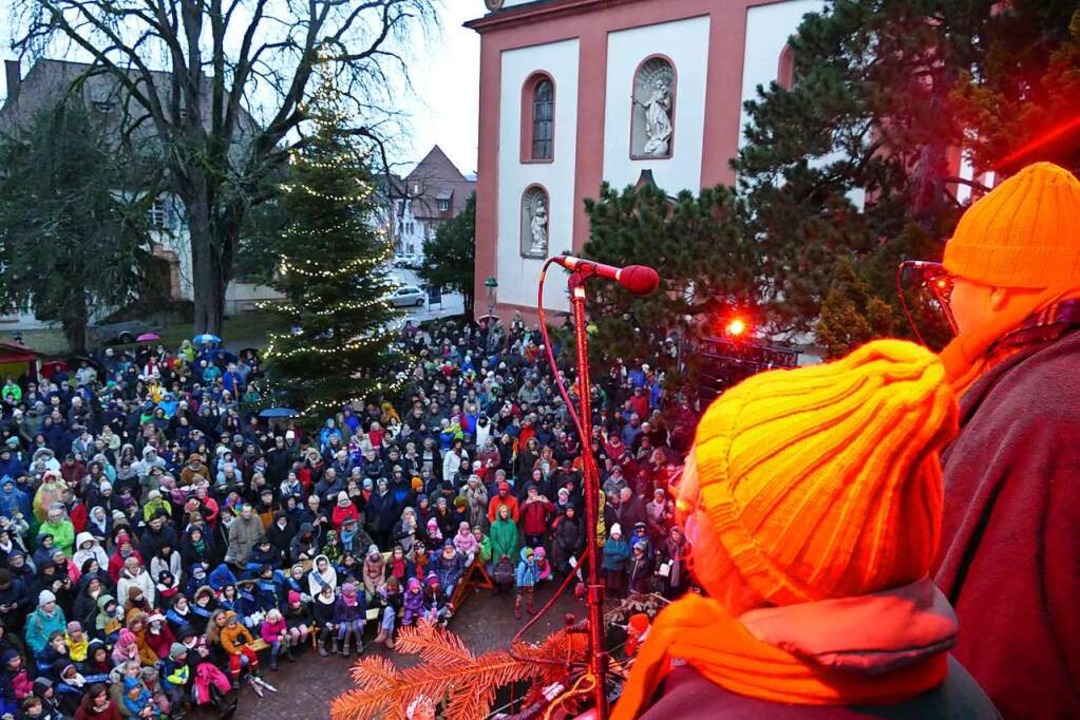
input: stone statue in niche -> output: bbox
[642,79,673,155]
[521,187,549,257]
[632,58,675,158]
[529,199,548,254]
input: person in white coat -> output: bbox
[116,557,156,610]
[71,532,109,571]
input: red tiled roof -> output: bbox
[405,145,476,219]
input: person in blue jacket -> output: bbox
[25,590,67,658]
[602,523,630,600]
[514,547,539,620]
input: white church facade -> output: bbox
[468,0,828,317]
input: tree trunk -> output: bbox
[463,290,475,322]
[64,291,89,353]
[186,179,227,336]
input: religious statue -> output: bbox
[642,78,673,156]
[529,199,548,255]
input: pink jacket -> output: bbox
[260,618,288,644]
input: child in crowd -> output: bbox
[333,583,365,658]
[283,591,311,651]
[259,608,292,670]
[514,547,539,620]
[402,578,424,627]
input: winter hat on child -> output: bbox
[288,591,302,606]
[688,339,957,606]
[38,589,56,605]
[944,162,1080,289]
[342,582,357,595]
[169,643,188,660]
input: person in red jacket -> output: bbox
[518,486,554,549]
[330,491,359,531]
[932,162,1080,719]
[75,684,122,720]
[486,481,519,525]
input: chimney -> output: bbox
[5,60,20,103]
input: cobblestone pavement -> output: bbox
[205,580,584,719]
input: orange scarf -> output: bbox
[939,285,1080,395]
[612,588,953,720]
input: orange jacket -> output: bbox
[219,614,255,655]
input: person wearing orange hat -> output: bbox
[932,162,1080,719]
[486,480,520,524]
[611,340,998,719]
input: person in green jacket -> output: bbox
[489,505,518,564]
[472,526,492,565]
[1,377,20,404]
[39,505,75,559]
[25,589,67,656]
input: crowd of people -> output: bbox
[0,311,696,719]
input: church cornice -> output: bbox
[466,0,645,33]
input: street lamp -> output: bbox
[483,276,499,350]
[484,275,498,318]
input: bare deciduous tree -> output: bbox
[11,0,435,334]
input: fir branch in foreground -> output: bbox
[330,620,589,720]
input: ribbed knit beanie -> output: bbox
[944,162,1080,289]
[692,339,958,606]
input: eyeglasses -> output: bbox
[897,261,959,340]
[922,264,955,305]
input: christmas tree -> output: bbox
[264,73,403,415]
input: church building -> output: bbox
[467,0,825,316]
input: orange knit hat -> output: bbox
[691,339,958,606]
[944,162,1080,289]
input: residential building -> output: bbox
[399,145,476,260]
[0,58,280,330]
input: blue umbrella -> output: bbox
[258,407,299,419]
[194,333,222,344]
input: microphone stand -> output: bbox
[567,268,609,719]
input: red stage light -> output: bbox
[996,114,1080,175]
[727,318,747,337]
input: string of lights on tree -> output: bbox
[276,245,394,280]
[272,294,395,318]
[258,54,407,418]
[277,182,375,204]
[279,218,387,241]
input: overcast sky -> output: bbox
[402,0,486,175]
[0,0,486,175]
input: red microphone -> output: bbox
[553,255,660,296]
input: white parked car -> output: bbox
[389,285,426,308]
